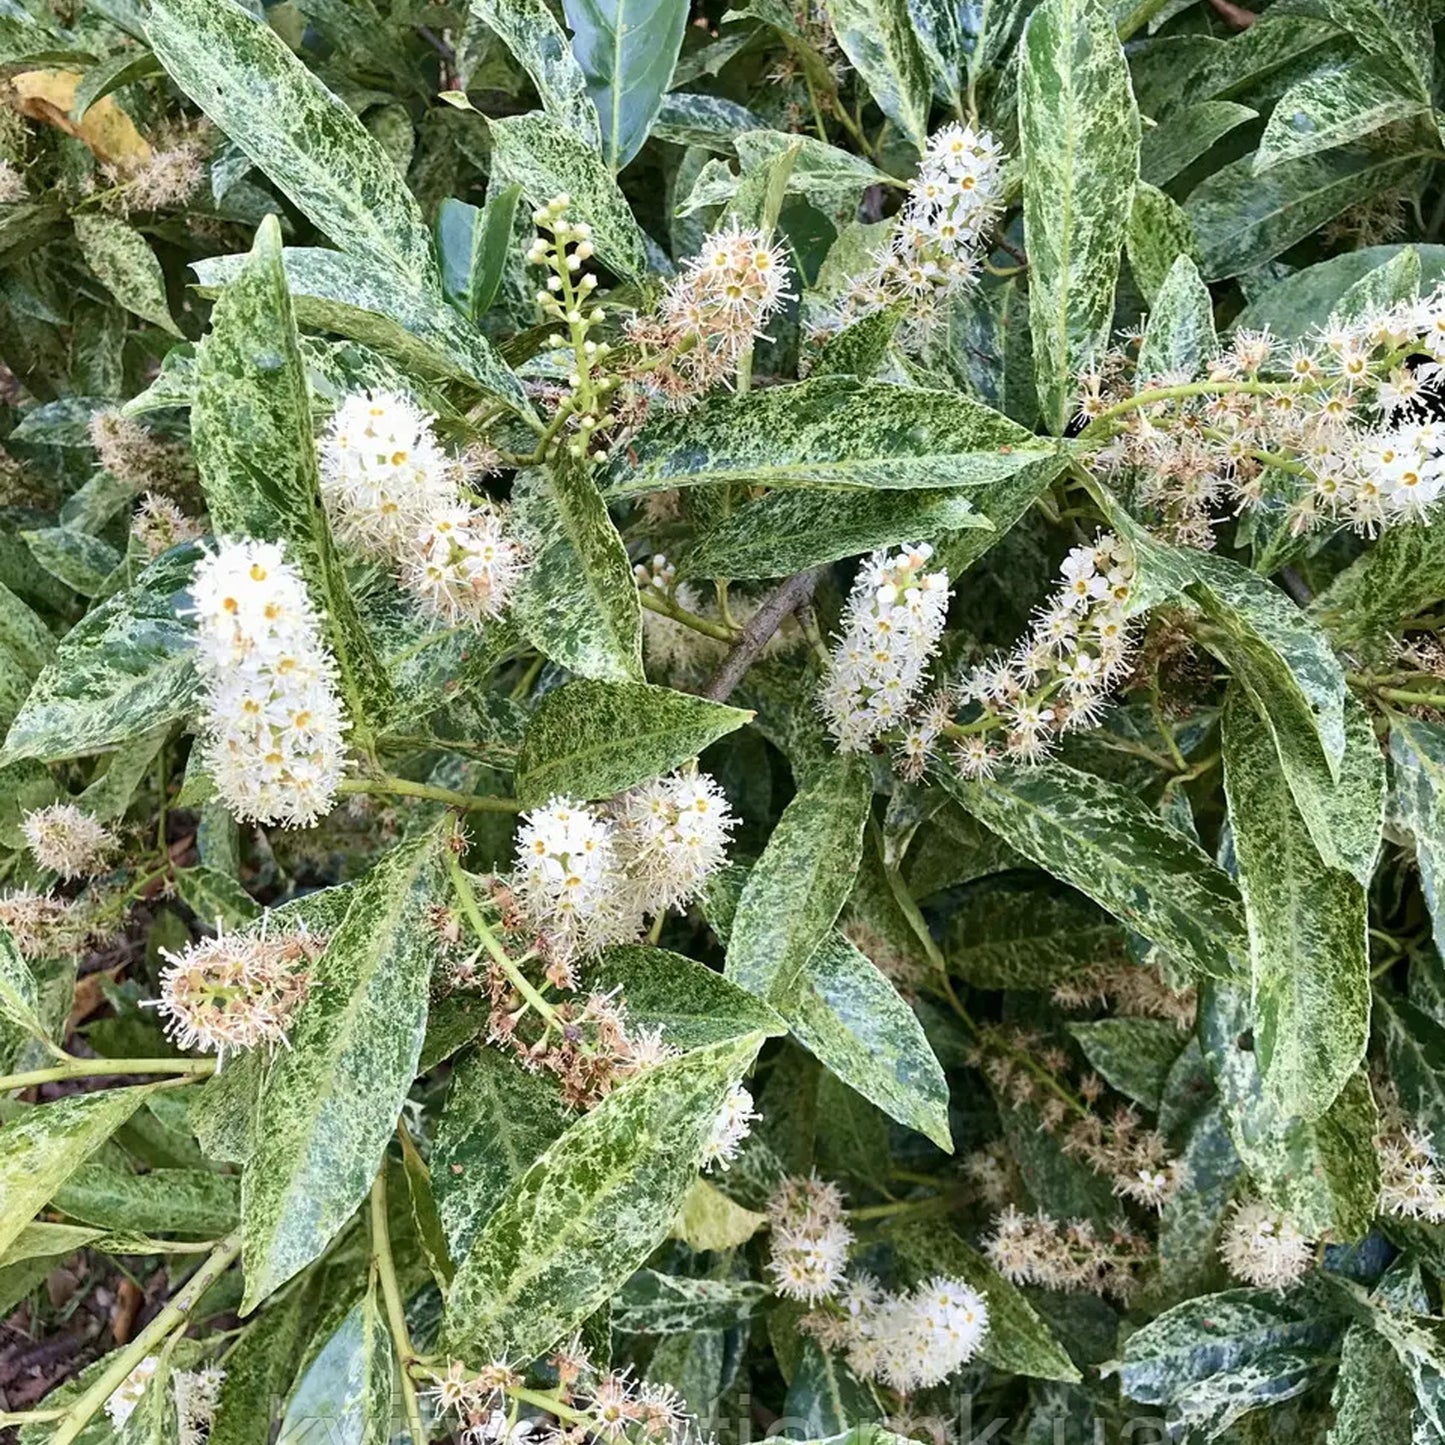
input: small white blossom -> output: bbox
[1378,1126,1445,1223]
[132,492,204,558]
[173,1365,225,1445]
[405,504,525,626]
[766,1175,854,1303]
[1218,1199,1313,1291]
[701,1081,756,1171]
[610,771,736,913]
[865,1277,990,1391]
[21,803,113,879]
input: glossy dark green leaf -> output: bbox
[22,526,121,597]
[174,865,260,932]
[438,185,525,322]
[613,1270,771,1333]
[51,1165,239,1238]
[1139,100,1257,186]
[1125,182,1199,306]
[1392,716,1445,959]
[1065,1018,1184,1110]
[471,0,602,146]
[783,1338,882,1437]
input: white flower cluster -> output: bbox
[1218,1199,1314,1291]
[1378,1125,1445,1223]
[833,1274,990,1393]
[766,1175,854,1304]
[839,123,1003,336]
[627,224,793,399]
[950,532,1137,778]
[821,544,951,753]
[173,1365,226,1445]
[21,803,113,879]
[151,926,324,1065]
[1310,421,1445,531]
[701,1081,757,1171]
[319,390,523,628]
[189,539,349,827]
[512,773,735,963]
[0,887,87,959]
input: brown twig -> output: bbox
[1206,0,1256,27]
[701,568,823,702]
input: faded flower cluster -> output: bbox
[320,390,523,628]
[188,538,349,827]
[821,543,951,752]
[21,803,113,879]
[984,1205,1151,1301]
[1218,1198,1314,1291]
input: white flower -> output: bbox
[1379,1127,1445,1223]
[133,492,203,558]
[173,1365,225,1445]
[0,887,87,959]
[701,1081,756,1171]
[21,803,113,879]
[822,544,951,752]
[610,771,736,914]
[105,1355,159,1429]
[1218,1199,1313,1291]
[866,1277,990,1391]
[406,504,525,626]
[766,1175,854,1303]
[188,538,349,827]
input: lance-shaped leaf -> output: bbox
[148,0,439,289]
[0,927,49,1046]
[820,0,931,149]
[613,1272,771,1333]
[72,212,180,336]
[784,1338,882,1436]
[1391,716,1445,959]
[515,679,751,804]
[2,546,199,764]
[1223,690,1369,1120]
[1329,1323,1417,1445]
[437,186,524,323]
[726,755,873,1002]
[562,0,688,170]
[605,378,1061,495]
[193,216,391,728]
[489,111,648,281]
[0,1085,155,1257]
[471,0,601,148]
[1374,988,1445,1145]
[241,830,445,1311]
[1139,100,1257,186]
[50,1165,239,1238]
[939,761,1246,982]
[1136,254,1216,384]
[1019,0,1140,434]
[443,1030,766,1361]
[510,459,643,683]
[1125,182,1199,306]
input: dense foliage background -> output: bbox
[2,0,1445,1441]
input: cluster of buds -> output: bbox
[0,160,26,204]
[89,408,195,494]
[1086,292,1445,546]
[983,1206,1152,1301]
[814,1274,990,1394]
[510,775,735,966]
[833,123,1004,345]
[1218,1198,1314,1291]
[0,886,89,960]
[530,195,618,459]
[1050,960,1197,1030]
[626,222,793,403]
[766,1174,854,1303]
[150,925,325,1065]
[427,1341,691,1445]
[188,538,349,827]
[820,544,952,754]
[971,1028,1184,1210]
[320,390,523,629]
[947,533,1138,779]
[21,803,114,880]
[132,492,204,558]
[1377,1122,1445,1223]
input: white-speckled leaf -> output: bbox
[1391,716,1445,961]
[820,0,931,149]
[1019,0,1140,433]
[1065,1018,1185,1111]
[72,213,181,337]
[241,830,445,1311]
[1136,253,1216,384]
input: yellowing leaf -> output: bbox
[674,1177,766,1251]
[10,70,152,169]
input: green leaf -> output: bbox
[191,247,531,411]
[0,927,49,1045]
[489,110,649,281]
[0,1085,155,1257]
[653,93,766,153]
[515,679,751,804]
[1199,981,1379,1238]
[1255,58,1428,173]
[726,754,872,1002]
[783,1338,882,1437]
[470,0,602,147]
[50,1165,239,1238]
[2,547,199,764]
[820,0,931,149]
[23,526,122,597]
[562,0,687,169]
[1392,716,1445,960]
[1319,0,1432,98]
[1019,0,1140,434]
[193,216,391,730]
[433,1046,572,1262]
[1329,243,1422,327]
[174,865,261,931]
[72,213,180,337]
[1065,1018,1184,1110]
[1139,100,1257,187]
[1222,690,1369,1120]
[510,458,643,683]
[887,1217,1081,1382]
[1375,988,1445,1144]
[1125,181,1199,306]
[443,1030,766,1361]
[589,945,787,1048]
[148,0,440,289]
[605,377,1061,495]
[241,830,445,1311]
[437,186,524,322]
[673,1176,767,1250]
[614,1271,771,1333]
[685,487,987,580]
[1185,147,1429,281]
[209,1278,321,1445]
[1313,512,1445,650]
[939,761,1246,982]
[1328,1323,1416,1445]
[1136,254,1217,384]
[780,931,951,1150]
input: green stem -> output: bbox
[638,587,738,643]
[371,1170,428,1445]
[1379,688,1445,709]
[47,1232,241,1445]
[338,777,524,813]
[445,850,558,1024]
[0,1055,216,1094]
[1082,378,1294,430]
